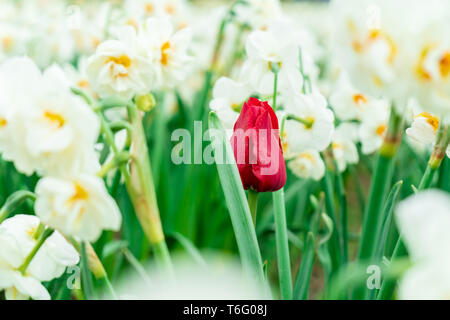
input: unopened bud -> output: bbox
[135,93,156,112]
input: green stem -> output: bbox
[247,189,259,225]
[273,189,293,300]
[0,191,36,223]
[320,165,341,275]
[418,165,437,190]
[80,241,95,300]
[334,163,348,265]
[376,239,407,300]
[357,109,402,263]
[293,232,315,300]
[18,228,54,274]
[272,71,278,111]
[126,104,173,272]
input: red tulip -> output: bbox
[230,97,287,192]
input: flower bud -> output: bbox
[135,93,156,112]
[230,98,287,192]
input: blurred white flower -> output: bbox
[287,150,325,181]
[113,253,269,299]
[358,99,390,154]
[396,190,450,299]
[139,17,192,89]
[329,75,372,121]
[123,0,190,31]
[332,122,359,172]
[0,214,79,300]
[35,174,122,242]
[209,77,253,130]
[241,21,300,96]
[86,26,155,100]
[283,91,335,154]
[0,57,100,176]
[234,0,283,31]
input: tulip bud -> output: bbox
[135,93,156,112]
[230,97,287,192]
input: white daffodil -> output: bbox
[283,91,335,154]
[139,17,192,89]
[0,57,100,176]
[234,0,283,31]
[406,112,450,158]
[209,77,253,130]
[406,112,440,146]
[0,214,79,300]
[241,21,300,96]
[123,0,190,31]
[329,75,372,121]
[288,150,325,181]
[332,122,359,172]
[358,99,390,154]
[34,174,122,242]
[86,26,155,100]
[396,190,450,299]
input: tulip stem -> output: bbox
[18,227,55,275]
[247,189,259,225]
[270,61,292,299]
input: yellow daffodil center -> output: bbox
[415,44,435,81]
[44,111,65,128]
[267,61,282,71]
[375,124,387,137]
[417,112,440,131]
[165,4,175,15]
[145,3,154,14]
[352,28,397,64]
[439,52,450,78]
[332,142,342,150]
[282,132,288,153]
[107,55,132,77]
[2,36,13,52]
[300,153,315,163]
[303,116,315,130]
[353,93,368,106]
[67,182,89,206]
[0,117,7,127]
[77,79,89,88]
[161,41,171,66]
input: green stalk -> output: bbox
[247,189,259,225]
[376,239,407,300]
[18,227,54,274]
[270,65,292,299]
[357,110,402,262]
[293,232,315,300]
[126,104,173,275]
[80,241,95,300]
[273,189,293,300]
[320,162,341,275]
[419,124,449,190]
[334,162,348,264]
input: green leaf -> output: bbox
[208,112,265,285]
[81,241,96,300]
[375,181,403,260]
[293,231,315,300]
[102,240,129,259]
